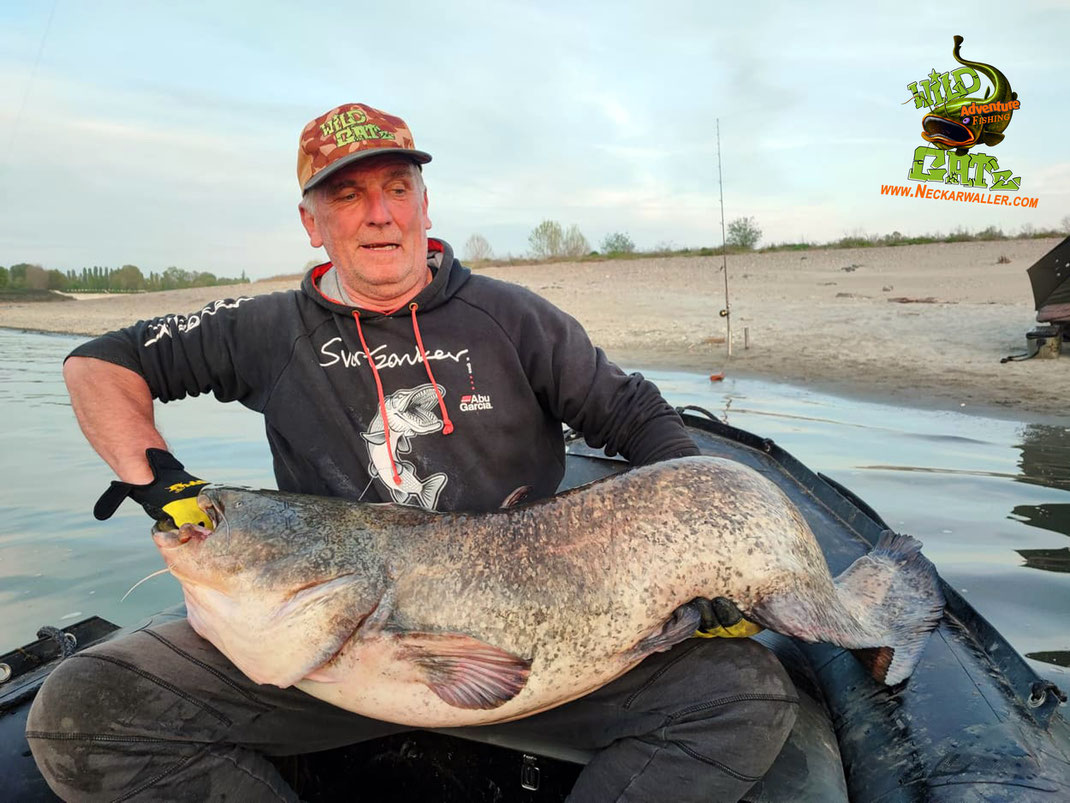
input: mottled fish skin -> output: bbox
[152,456,927,727]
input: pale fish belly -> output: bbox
[294,631,650,728]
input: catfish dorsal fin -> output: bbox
[398,632,532,710]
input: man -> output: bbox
[28,104,797,801]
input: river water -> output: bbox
[1,327,1067,685]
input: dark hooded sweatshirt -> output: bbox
[69,239,697,512]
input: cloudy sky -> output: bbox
[1,0,1067,279]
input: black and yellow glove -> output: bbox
[693,597,764,639]
[93,448,211,529]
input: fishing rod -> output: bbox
[716,118,731,358]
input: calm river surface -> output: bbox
[1,327,1067,685]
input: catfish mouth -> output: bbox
[151,494,223,550]
[921,115,976,149]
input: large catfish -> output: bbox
[152,456,945,727]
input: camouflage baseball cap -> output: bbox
[297,103,432,193]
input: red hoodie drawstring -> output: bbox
[410,302,454,435]
[352,310,402,486]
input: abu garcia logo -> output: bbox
[459,393,493,412]
[905,35,1022,192]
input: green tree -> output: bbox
[46,269,68,290]
[0,267,8,288]
[160,266,192,290]
[112,264,145,291]
[9,263,31,288]
[726,217,762,250]
[528,220,564,259]
[191,271,218,287]
[561,225,590,259]
[601,232,635,254]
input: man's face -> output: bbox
[299,156,432,303]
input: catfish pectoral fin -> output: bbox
[981,131,1005,146]
[398,633,532,710]
[632,599,703,656]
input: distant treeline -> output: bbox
[464,220,1068,267]
[0,263,250,293]
[761,223,1068,253]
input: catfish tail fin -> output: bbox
[837,531,945,684]
[748,531,944,686]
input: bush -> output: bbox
[528,220,589,259]
[562,225,589,259]
[726,217,761,250]
[528,220,564,259]
[601,232,635,254]
[464,233,493,262]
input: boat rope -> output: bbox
[1000,350,1038,363]
[36,626,77,660]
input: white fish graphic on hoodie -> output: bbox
[362,383,448,510]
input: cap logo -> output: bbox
[320,108,396,148]
[298,103,430,191]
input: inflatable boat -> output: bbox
[2,408,1068,801]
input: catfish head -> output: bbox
[151,486,387,687]
[921,35,1017,155]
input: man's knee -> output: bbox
[625,638,797,710]
[669,639,798,775]
[28,651,107,735]
[704,636,798,700]
[26,652,122,798]
[623,639,798,775]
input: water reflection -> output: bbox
[1015,423,1070,492]
[1009,504,1070,539]
[1027,651,1070,668]
[1008,425,1070,562]
[1015,547,1070,573]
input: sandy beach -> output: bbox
[2,238,1065,421]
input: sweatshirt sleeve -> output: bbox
[500,286,699,465]
[66,295,289,411]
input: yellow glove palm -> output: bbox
[693,597,764,639]
[161,494,213,529]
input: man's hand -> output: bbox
[93,449,212,529]
[692,597,763,639]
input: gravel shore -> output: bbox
[2,238,1064,421]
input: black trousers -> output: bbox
[27,616,797,802]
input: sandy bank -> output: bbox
[2,238,1064,421]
